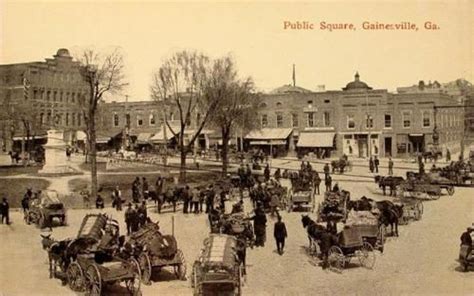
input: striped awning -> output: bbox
[136,132,152,144]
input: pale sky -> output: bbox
[1,1,472,102]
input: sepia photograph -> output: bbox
[0,1,473,295]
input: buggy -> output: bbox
[25,190,67,228]
[317,191,350,222]
[128,221,186,285]
[192,234,244,296]
[64,214,141,295]
[393,198,423,225]
[328,226,376,272]
[331,159,352,174]
[287,173,315,212]
[345,210,385,252]
[407,171,455,195]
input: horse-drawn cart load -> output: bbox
[407,171,455,196]
[40,213,142,295]
[192,234,244,296]
[288,173,315,212]
[345,210,385,252]
[26,190,67,228]
[128,221,186,284]
[393,198,423,225]
[397,175,442,200]
[317,191,350,222]
[328,226,376,272]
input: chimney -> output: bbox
[317,85,325,92]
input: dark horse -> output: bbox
[374,200,404,237]
[374,176,405,196]
[40,234,71,281]
[301,215,338,269]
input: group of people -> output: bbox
[368,156,395,176]
[124,201,148,235]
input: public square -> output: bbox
[0,156,473,295]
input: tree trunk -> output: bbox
[179,135,187,182]
[88,112,98,200]
[221,127,230,175]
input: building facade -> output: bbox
[0,48,88,152]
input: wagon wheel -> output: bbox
[173,249,187,280]
[67,261,85,292]
[377,226,385,253]
[328,246,345,272]
[447,186,455,196]
[138,253,152,285]
[126,258,141,296]
[85,264,102,296]
[358,242,376,269]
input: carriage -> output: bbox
[407,171,455,195]
[128,222,186,285]
[25,190,67,228]
[328,226,377,272]
[218,212,255,248]
[345,210,385,252]
[397,177,442,200]
[317,191,350,222]
[331,159,352,174]
[393,198,423,225]
[64,214,141,296]
[192,234,244,296]
[287,174,315,212]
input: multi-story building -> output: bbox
[0,48,88,152]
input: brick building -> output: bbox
[0,48,88,152]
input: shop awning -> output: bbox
[409,134,424,137]
[250,140,287,145]
[12,135,47,141]
[76,131,87,141]
[150,127,176,143]
[136,132,153,144]
[95,131,122,144]
[297,132,335,148]
[245,128,293,140]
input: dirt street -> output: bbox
[0,163,473,295]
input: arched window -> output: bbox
[259,102,267,108]
[276,102,282,107]
[113,113,119,127]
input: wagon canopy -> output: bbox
[40,191,62,206]
[202,234,238,268]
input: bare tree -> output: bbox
[205,56,260,174]
[150,50,219,182]
[77,48,127,199]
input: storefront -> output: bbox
[244,128,293,158]
[296,132,335,159]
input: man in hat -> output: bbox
[374,156,380,173]
[124,203,135,235]
[388,158,394,176]
[250,204,267,247]
[274,214,287,255]
[0,197,9,225]
[460,225,473,247]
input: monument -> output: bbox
[38,129,80,175]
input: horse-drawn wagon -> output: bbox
[127,221,186,285]
[317,190,350,222]
[26,190,67,228]
[288,173,315,212]
[192,234,244,296]
[328,226,376,272]
[397,178,442,200]
[407,171,455,196]
[331,158,352,174]
[64,214,142,295]
[393,198,423,225]
[345,210,385,252]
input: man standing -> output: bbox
[274,215,287,255]
[0,197,9,225]
[142,177,149,200]
[388,158,394,176]
[125,203,134,235]
[206,185,215,213]
[264,164,270,182]
[138,201,148,227]
[374,156,380,173]
[325,175,332,192]
[251,204,267,247]
[323,163,330,179]
[113,186,123,211]
[313,172,321,195]
[369,157,374,173]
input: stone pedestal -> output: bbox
[39,130,80,175]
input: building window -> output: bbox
[307,112,315,127]
[53,91,57,102]
[77,113,82,126]
[65,92,69,103]
[307,100,313,108]
[71,93,76,103]
[276,113,283,127]
[65,113,69,126]
[40,113,44,125]
[324,99,330,103]
[261,114,268,127]
[169,112,174,121]
[126,113,131,127]
[113,113,119,127]
[72,113,76,126]
[347,115,355,129]
[137,115,143,126]
[384,114,392,128]
[422,110,431,128]
[292,113,299,127]
[149,114,156,125]
[33,90,38,100]
[323,111,330,127]
[59,92,63,102]
[402,110,411,128]
[366,114,374,128]
[46,91,51,101]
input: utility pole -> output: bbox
[366,90,372,158]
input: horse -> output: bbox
[301,215,339,269]
[347,196,374,211]
[374,176,405,196]
[373,201,404,237]
[40,234,71,280]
